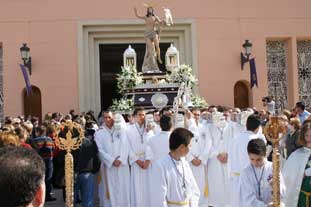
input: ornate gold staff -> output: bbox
[55,121,84,207]
[264,116,287,207]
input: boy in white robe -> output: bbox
[240,139,285,207]
[150,128,200,207]
[127,107,154,207]
[94,111,130,207]
[187,109,211,207]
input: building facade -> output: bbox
[1,0,311,119]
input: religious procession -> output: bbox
[1,1,311,207]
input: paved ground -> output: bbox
[44,189,65,207]
[44,188,100,207]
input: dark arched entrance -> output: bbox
[23,85,42,122]
[234,80,250,109]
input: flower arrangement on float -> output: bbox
[110,98,134,113]
[191,94,209,109]
[116,66,143,95]
[166,64,198,88]
[112,64,208,111]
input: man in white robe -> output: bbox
[187,109,211,207]
[150,128,200,207]
[228,115,267,207]
[127,107,154,207]
[94,111,130,207]
[227,110,245,138]
[206,112,233,207]
[240,139,285,207]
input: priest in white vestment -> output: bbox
[206,112,233,207]
[282,122,311,207]
[228,115,266,207]
[187,109,211,207]
[94,111,130,207]
[127,107,154,207]
[150,128,200,207]
[240,139,285,207]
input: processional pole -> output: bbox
[264,116,287,207]
[55,121,84,207]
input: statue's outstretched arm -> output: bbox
[134,7,145,19]
[155,15,162,23]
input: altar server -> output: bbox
[150,128,200,207]
[127,107,154,207]
[240,139,285,207]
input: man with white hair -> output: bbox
[94,111,130,207]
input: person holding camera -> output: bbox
[262,96,275,115]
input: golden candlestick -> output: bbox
[55,121,84,207]
[264,116,287,207]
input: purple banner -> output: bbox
[20,64,32,95]
[249,58,258,88]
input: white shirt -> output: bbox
[150,155,200,207]
[240,161,285,207]
[229,131,266,175]
[148,131,170,162]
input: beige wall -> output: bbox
[1,0,311,117]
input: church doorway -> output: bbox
[234,80,251,109]
[23,85,42,122]
[99,43,170,110]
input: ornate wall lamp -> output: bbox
[20,43,32,75]
[241,40,253,70]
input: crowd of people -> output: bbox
[0,100,311,207]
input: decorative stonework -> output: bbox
[266,41,288,114]
[297,40,311,110]
[0,46,3,123]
